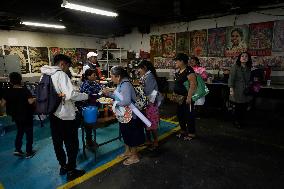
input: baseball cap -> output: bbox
[87,51,98,58]
[173,53,189,63]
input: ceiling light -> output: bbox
[21,21,66,29]
[61,0,118,17]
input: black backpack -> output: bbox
[35,73,62,115]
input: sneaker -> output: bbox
[13,150,25,157]
[67,169,86,181]
[26,150,36,159]
[59,166,68,175]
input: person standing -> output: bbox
[228,52,252,128]
[173,53,197,141]
[137,60,161,150]
[83,51,102,78]
[40,54,88,181]
[1,72,36,158]
[103,66,145,165]
[80,68,102,148]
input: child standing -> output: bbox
[80,69,102,147]
[0,72,36,158]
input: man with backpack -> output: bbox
[40,54,88,181]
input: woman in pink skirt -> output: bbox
[137,60,162,150]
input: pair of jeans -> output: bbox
[50,115,79,170]
[15,118,33,153]
[176,100,196,134]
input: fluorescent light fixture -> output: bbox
[61,1,118,17]
[22,21,66,29]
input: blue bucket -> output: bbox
[82,106,98,124]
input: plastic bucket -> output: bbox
[82,106,98,124]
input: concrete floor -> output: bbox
[73,110,284,189]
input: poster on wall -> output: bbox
[176,32,189,54]
[28,47,49,73]
[49,47,63,64]
[63,48,77,65]
[190,30,207,57]
[225,25,249,57]
[162,33,176,58]
[4,45,30,74]
[204,57,222,70]
[208,27,226,57]
[150,35,163,57]
[272,20,284,52]
[75,48,88,64]
[252,56,284,70]
[248,21,274,56]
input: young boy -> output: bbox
[0,72,36,158]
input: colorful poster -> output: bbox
[153,57,165,69]
[150,35,163,57]
[63,48,77,65]
[272,20,284,52]
[222,57,237,69]
[190,30,207,56]
[4,45,30,74]
[28,47,49,73]
[176,32,189,54]
[252,56,284,70]
[208,27,226,57]
[161,33,176,58]
[248,21,274,56]
[49,47,63,65]
[75,48,88,64]
[225,25,249,57]
[204,57,222,70]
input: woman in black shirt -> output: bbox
[173,53,197,140]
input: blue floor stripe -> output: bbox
[0,120,176,189]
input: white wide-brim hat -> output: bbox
[87,51,98,58]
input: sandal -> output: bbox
[118,153,131,159]
[123,158,140,165]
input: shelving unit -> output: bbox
[98,48,128,77]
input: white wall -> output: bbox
[108,7,284,53]
[0,30,102,49]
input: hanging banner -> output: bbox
[4,45,30,74]
[208,27,226,57]
[190,30,207,57]
[150,35,163,57]
[248,21,274,56]
[272,20,284,52]
[225,25,249,57]
[28,47,49,73]
[161,33,176,58]
[176,32,190,54]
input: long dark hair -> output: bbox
[82,69,97,82]
[236,52,252,68]
[137,60,158,80]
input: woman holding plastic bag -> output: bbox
[103,66,145,165]
[137,60,163,150]
[172,53,197,141]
